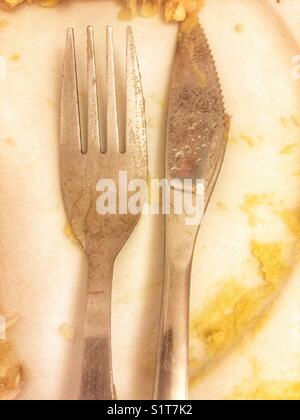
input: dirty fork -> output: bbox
[60,26,147,400]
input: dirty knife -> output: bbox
[153,15,228,400]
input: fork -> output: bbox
[60,25,147,400]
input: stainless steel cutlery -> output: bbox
[153,17,228,400]
[60,17,227,400]
[60,26,147,400]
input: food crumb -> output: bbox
[58,324,75,342]
[64,223,78,246]
[280,143,298,154]
[235,23,244,33]
[118,7,134,20]
[3,137,15,147]
[240,134,256,147]
[173,3,186,22]
[0,20,9,31]
[216,202,227,211]
[140,0,160,17]
[10,54,20,62]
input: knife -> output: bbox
[153,15,228,400]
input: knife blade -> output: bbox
[153,15,228,400]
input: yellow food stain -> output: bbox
[0,20,9,31]
[239,134,256,147]
[228,137,237,145]
[278,208,300,238]
[280,116,291,129]
[281,115,300,129]
[37,0,60,6]
[251,241,288,288]
[58,324,75,342]
[216,202,227,211]
[64,223,78,246]
[241,194,274,226]
[291,115,300,127]
[10,54,20,62]
[118,0,138,20]
[242,194,273,210]
[3,137,15,147]
[2,0,205,22]
[191,242,288,358]
[229,133,260,148]
[230,366,300,400]
[180,13,199,33]
[118,7,134,20]
[235,23,244,33]
[280,143,298,155]
[173,3,187,22]
[140,0,160,17]
[191,279,255,356]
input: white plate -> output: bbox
[0,0,300,400]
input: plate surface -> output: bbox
[0,0,300,400]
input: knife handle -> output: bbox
[153,256,192,400]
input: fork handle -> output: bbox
[153,257,192,400]
[80,259,116,400]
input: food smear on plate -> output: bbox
[190,241,290,372]
[0,317,23,400]
[0,0,205,22]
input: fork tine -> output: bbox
[61,28,82,153]
[106,26,120,154]
[126,27,147,174]
[87,26,101,154]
